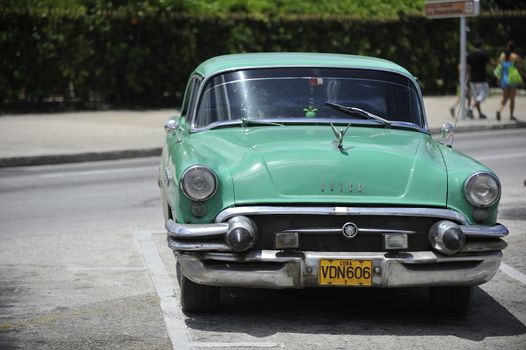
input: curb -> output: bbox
[0,148,162,168]
[1,122,525,168]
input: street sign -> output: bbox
[425,1,480,121]
[425,0,480,19]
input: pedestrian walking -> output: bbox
[467,39,490,119]
[495,41,523,121]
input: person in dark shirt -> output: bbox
[467,39,489,119]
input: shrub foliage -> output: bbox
[0,5,525,109]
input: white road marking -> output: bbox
[500,262,526,285]
[135,231,283,350]
[474,151,526,161]
[135,231,193,350]
[194,342,279,348]
[39,166,157,178]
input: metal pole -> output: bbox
[459,16,467,120]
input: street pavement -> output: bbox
[0,129,524,349]
[0,94,525,167]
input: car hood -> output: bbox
[190,125,447,206]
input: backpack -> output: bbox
[509,64,523,86]
[494,61,523,86]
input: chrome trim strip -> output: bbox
[215,206,469,224]
[280,227,416,235]
[281,228,340,234]
[168,239,232,252]
[166,219,228,238]
[359,228,416,235]
[460,223,508,238]
[193,118,429,134]
[460,239,508,253]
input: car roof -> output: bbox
[194,52,413,79]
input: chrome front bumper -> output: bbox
[176,250,503,289]
[167,206,508,289]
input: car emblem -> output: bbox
[342,222,359,239]
[320,182,363,193]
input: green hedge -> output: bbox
[1,10,525,110]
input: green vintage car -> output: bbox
[159,53,508,315]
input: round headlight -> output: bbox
[464,172,500,207]
[181,166,217,201]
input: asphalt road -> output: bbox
[0,129,525,349]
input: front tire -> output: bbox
[429,286,473,316]
[177,263,220,313]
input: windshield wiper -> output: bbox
[325,102,391,128]
[240,118,284,127]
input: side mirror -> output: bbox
[440,123,454,148]
[164,118,179,134]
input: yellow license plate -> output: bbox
[319,259,372,286]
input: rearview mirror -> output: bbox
[440,123,454,148]
[164,118,179,134]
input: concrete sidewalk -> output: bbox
[0,94,525,167]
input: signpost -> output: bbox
[425,0,480,120]
[425,0,480,18]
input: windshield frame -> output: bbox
[188,66,429,133]
[199,118,430,134]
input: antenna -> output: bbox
[452,73,470,145]
[454,73,470,129]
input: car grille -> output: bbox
[248,214,437,252]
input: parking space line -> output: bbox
[500,263,526,285]
[135,231,193,350]
[194,342,279,348]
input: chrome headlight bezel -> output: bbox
[463,172,501,208]
[180,165,218,201]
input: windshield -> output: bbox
[194,68,424,128]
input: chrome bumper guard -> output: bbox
[166,219,232,252]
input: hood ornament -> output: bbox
[330,122,351,151]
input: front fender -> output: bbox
[439,145,500,225]
[160,134,236,224]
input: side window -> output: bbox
[180,77,195,118]
[187,76,202,121]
